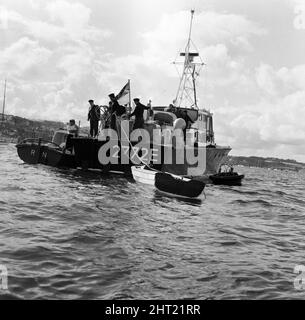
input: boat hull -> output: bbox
[16,142,76,168]
[158,144,231,176]
[209,174,245,185]
[155,172,205,198]
[71,137,231,177]
[71,137,131,173]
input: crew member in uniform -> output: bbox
[129,98,151,130]
[181,110,194,141]
[108,93,126,130]
[88,99,100,137]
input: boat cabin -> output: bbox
[143,106,215,145]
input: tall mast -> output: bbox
[128,79,131,115]
[186,9,194,58]
[173,10,204,109]
[2,79,6,122]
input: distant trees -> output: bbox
[228,156,304,171]
[0,115,64,141]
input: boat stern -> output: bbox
[161,144,231,177]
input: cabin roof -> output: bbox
[152,106,213,116]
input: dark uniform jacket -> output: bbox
[130,103,150,130]
[88,104,100,122]
[110,100,126,117]
[130,103,150,119]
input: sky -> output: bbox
[0,0,305,160]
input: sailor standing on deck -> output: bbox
[129,98,151,130]
[181,110,194,141]
[88,99,100,137]
[108,93,126,130]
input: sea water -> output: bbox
[1,143,305,299]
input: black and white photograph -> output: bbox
[0,0,305,304]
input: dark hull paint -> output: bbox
[209,173,245,185]
[155,172,205,198]
[16,143,76,168]
[71,137,133,174]
[71,137,231,176]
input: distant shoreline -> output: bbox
[228,155,305,172]
[0,136,17,143]
[0,113,65,142]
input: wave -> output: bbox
[1,147,305,299]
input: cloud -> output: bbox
[98,10,266,107]
[215,87,305,160]
[1,6,266,117]
[0,1,111,45]
[255,64,278,96]
[0,2,304,161]
[45,0,111,42]
[142,10,265,55]
[0,37,52,76]
[0,1,113,121]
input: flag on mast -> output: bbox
[116,81,130,106]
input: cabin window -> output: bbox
[185,109,198,122]
[52,132,68,146]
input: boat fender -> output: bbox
[173,118,186,130]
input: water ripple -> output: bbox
[0,145,305,299]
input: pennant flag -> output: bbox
[116,81,130,106]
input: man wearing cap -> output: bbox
[67,119,79,137]
[129,98,151,130]
[88,99,100,137]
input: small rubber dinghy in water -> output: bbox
[155,172,205,199]
[209,164,244,186]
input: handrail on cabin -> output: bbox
[17,138,62,149]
